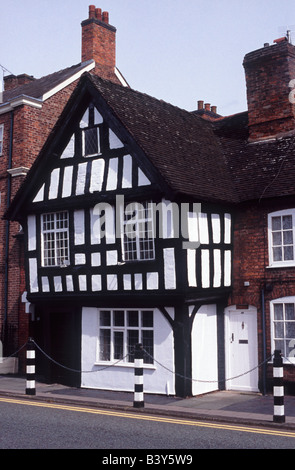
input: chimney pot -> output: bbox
[89,5,96,18]
[197,100,204,110]
[95,8,102,21]
[205,103,211,111]
[102,11,109,23]
[211,105,217,114]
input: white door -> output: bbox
[225,306,259,392]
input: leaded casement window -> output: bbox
[41,211,70,267]
[121,201,155,261]
[80,103,102,157]
[98,309,154,364]
[0,124,3,156]
[268,210,295,267]
[271,298,295,362]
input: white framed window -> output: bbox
[121,201,155,261]
[41,211,70,267]
[0,124,4,156]
[98,309,154,364]
[268,209,295,267]
[271,297,295,362]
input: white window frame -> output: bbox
[121,201,155,262]
[97,309,154,365]
[268,209,295,267]
[41,211,70,267]
[0,124,4,156]
[270,297,295,363]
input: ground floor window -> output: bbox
[271,297,295,361]
[98,309,154,364]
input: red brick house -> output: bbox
[0,6,127,362]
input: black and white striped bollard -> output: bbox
[26,338,36,396]
[133,343,144,408]
[273,349,285,423]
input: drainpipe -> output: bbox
[261,287,267,395]
[3,110,14,353]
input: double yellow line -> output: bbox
[1,396,295,438]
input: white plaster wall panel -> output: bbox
[66,275,74,292]
[89,159,105,193]
[75,253,86,265]
[123,274,132,290]
[33,184,44,203]
[134,273,143,290]
[199,213,209,244]
[27,215,36,251]
[80,109,88,128]
[74,210,85,245]
[188,211,199,243]
[79,275,87,291]
[94,108,103,125]
[106,158,118,191]
[163,248,176,289]
[201,249,210,288]
[191,304,218,395]
[60,135,75,159]
[122,155,132,188]
[211,214,221,243]
[62,166,73,198]
[41,276,50,293]
[107,274,118,290]
[90,208,101,245]
[29,258,38,293]
[48,168,60,200]
[158,200,176,239]
[138,168,151,186]
[91,275,102,292]
[224,214,231,244]
[146,272,159,290]
[224,250,232,286]
[109,129,124,149]
[213,249,221,288]
[106,250,118,266]
[187,249,197,287]
[54,276,62,292]
[76,162,87,195]
[91,252,101,267]
[105,206,116,244]
[91,204,115,245]
[81,307,175,394]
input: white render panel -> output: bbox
[224,250,232,286]
[79,275,87,291]
[66,275,74,292]
[29,258,38,293]
[54,276,62,292]
[199,213,209,244]
[60,135,75,159]
[91,252,101,267]
[146,272,159,290]
[187,249,197,287]
[123,274,132,290]
[76,162,87,195]
[74,210,85,245]
[201,249,210,288]
[188,212,199,243]
[75,253,86,265]
[48,168,60,200]
[224,214,231,244]
[134,273,143,290]
[91,275,102,291]
[81,307,175,394]
[62,166,73,198]
[106,250,118,266]
[122,154,132,188]
[41,276,50,293]
[138,168,151,186]
[90,208,101,245]
[33,184,45,203]
[90,159,105,193]
[163,248,176,290]
[109,129,124,149]
[27,215,36,251]
[213,249,222,288]
[211,214,221,244]
[94,108,103,125]
[107,274,118,291]
[106,158,118,191]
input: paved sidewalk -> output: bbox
[1,374,295,429]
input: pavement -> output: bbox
[1,374,295,430]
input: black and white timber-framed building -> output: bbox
[6,72,236,397]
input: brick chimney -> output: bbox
[81,5,117,82]
[243,39,295,142]
[4,73,35,92]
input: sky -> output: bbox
[1,0,295,116]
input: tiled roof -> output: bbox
[88,74,236,204]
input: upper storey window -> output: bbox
[41,211,70,267]
[122,201,155,262]
[80,103,103,158]
[268,209,295,267]
[0,124,3,156]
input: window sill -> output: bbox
[266,263,295,269]
[94,362,156,370]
